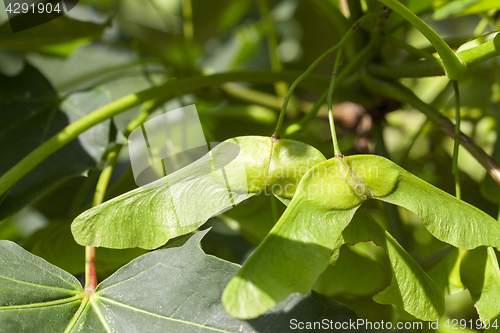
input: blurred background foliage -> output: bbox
[0,0,500,330]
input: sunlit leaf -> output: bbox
[378,156,500,250]
[71,136,326,249]
[432,0,480,20]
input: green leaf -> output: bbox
[27,43,141,96]
[0,240,83,333]
[71,136,326,249]
[461,247,500,329]
[0,230,368,332]
[0,16,104,53]
[0,64,112,220]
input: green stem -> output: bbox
[377,0,468,80]
[272,13,380,138]
[398,119,429,163]
[284,42,375,136]
[84,246,96,291]
[0,70,338,197]
[284,90,327,137]
[369,33,500,78]
[452,81,461,200]
[328,48,344,156]
[347,0,363,21]
[361,71,500,186]
[256,0,292,108]
[222,83,286,110]
[182,0,194,42]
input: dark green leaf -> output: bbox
[0,64,112,220]
[0,230,370,332]
[0,16,104,53]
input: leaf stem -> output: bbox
[256,0,293,110]
[377,0,468,80]
[84,247,96,291]
[452,81,461,200]
[328,48,344,157]
[398,119,429,163]
[284,42,374,136]
[272,13,381,138]
[283,91,327,137]
[0,70,336,198]
[182,0,194,42]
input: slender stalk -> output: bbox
[398,119,429,163]
[328,49,344,156]
[182,0,194,42]
[452,81,461,199]
[0,70,336,198]
[284,91,327,136]
[272,13,380,138]
[222,83,285,110]
[361,71,500,185]
[284,42,374,136]
[377,0,468,80]
[256,0,292,108]
[84,246,96,291]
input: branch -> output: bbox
[361,71,500,185]
[369,31,500,78]
[1,70,364,197]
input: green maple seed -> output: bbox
[222,154,500,319]
[71,136,326,249]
